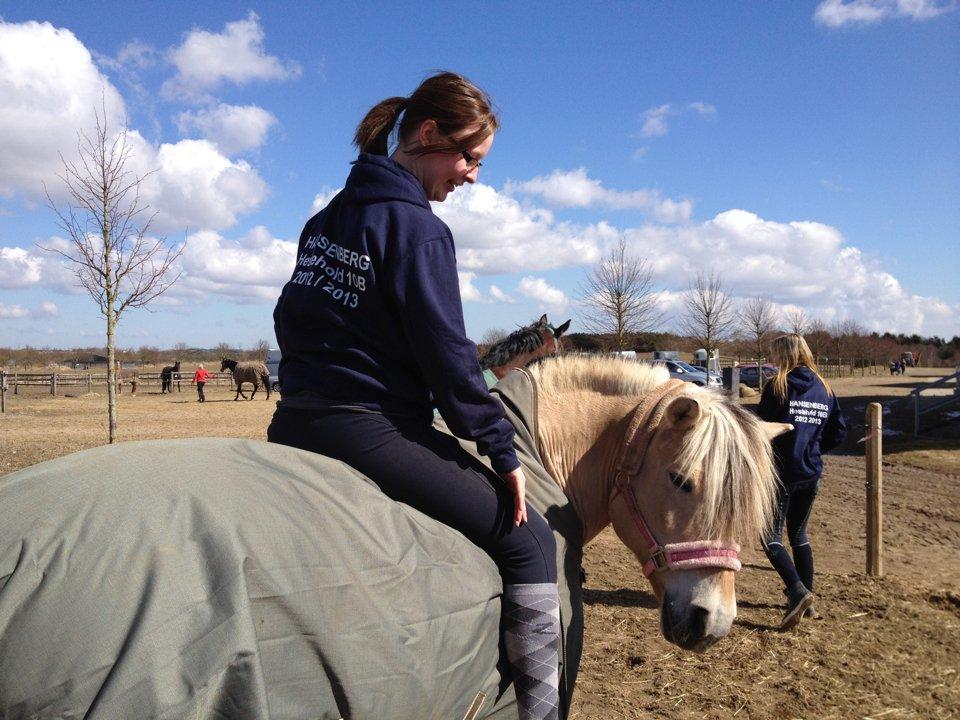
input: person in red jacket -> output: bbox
[191,363,210,403]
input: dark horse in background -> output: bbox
[160,361,181,394]
[479,314,570,387]
[220,358,271,401]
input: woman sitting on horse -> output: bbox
[269,72,560,719]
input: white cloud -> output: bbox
[814,0,955,26]
[458,272,483,302]
[37,300,59,317]
[129,135,270,232]
[0,304,28,319]
[0,20,267,231]
[172,227,296,302]
[97,39,159,72]
[0,247,44,288]
[176,103,278,155]
[504,168,692,223]
[311,187,343,215]
[689,101,717,117]
[619,209,960,336]
[517,276,569,312]
[163,12,301,100]
[432,183,606,274]
[0,20,127,200]
[489,285,516,304]
[642,104,673,138]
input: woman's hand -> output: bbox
[500,466,528,527]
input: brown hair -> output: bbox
[353,71,499,157]
[769,333,833,401]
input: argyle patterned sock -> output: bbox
[502,583,561,720]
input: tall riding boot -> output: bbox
[502,583,561,720]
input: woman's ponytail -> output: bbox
[353,72,499,159]
[353,96,407,155]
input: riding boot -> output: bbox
[792,543,814,593]
[502,583,561,720]
[780,580,814,631]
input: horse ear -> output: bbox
[664,395,702,431]
[762,422,793,440]
[538,313,548,325]
[554,319,571,337]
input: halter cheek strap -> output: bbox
[612,380,742,578]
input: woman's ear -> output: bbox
[417,118,439,148]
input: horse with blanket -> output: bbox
[0,355,789,719]
[220,357,271,400]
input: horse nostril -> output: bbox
[689,604,709,638]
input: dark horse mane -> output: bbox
[479,315,570,370]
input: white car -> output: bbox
[266,349,281,392]
[658,360,722,388]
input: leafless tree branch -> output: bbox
[679,270,735,357]
[40,99,183,443]
[577,238,661,351]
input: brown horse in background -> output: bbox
[479,314,570,384]
[220,358,271,400]
[114,360,138,395]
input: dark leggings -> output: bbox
[761,479,819,592]
[267,406,557,585]
[196,382,205,402]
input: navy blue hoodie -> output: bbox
[273,153,519,473]
[757,366,847,485]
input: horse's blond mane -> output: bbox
[529,355,777,541]
[527,354,670,397]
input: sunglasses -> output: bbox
[460,149,483,170]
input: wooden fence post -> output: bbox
[87,373,92,393]
[866,402,883,576]
[1,371,6,413]
[51,372,57,396]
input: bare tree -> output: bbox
[42,106,181,443]
[215,342,234,360]
[783,307,809,336]
[480,328,508,346]
[252,339,271,362]
[578,238,660,351]
[679,271,736,358]
[806,318,831,359]
[739,296,779,390]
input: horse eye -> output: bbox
[669,472,693,493]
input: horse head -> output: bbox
[606,384,790,650]
[220,358,233,373]
[481,315,571,379]
[538,314,570,356]
[530,356,789,652]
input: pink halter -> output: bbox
[611,380,742,578]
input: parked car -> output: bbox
[657,360,723,388]
[675,360,722,386]
[266,349,281,392]
[736,363,777,388]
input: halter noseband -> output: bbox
[612,380,742,578]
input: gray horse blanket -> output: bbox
[0,370,584,719]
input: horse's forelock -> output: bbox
[674,391,778,541]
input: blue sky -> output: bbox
[1,1,957,350]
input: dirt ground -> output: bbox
[1,369,958,718]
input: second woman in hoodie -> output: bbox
[757,333,847,630]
